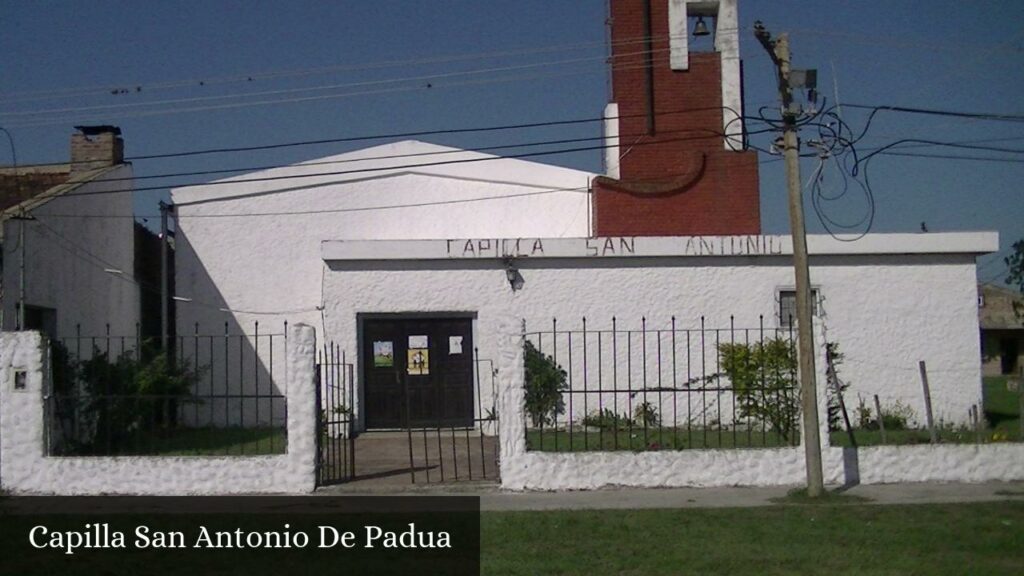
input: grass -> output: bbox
[831,376,1022,447]
[56,426,287,456]
[481,502,1024,575]
[526,427,798,452]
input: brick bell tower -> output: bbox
[593,0,760,236]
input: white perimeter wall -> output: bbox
[318,247,1024,490]
[322,251,985,431]
[2,165,139,337]
[0,326,316,495]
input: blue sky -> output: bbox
[2,1,1022,284]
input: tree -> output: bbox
[1006,238,1024,318]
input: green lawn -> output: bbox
[527,427,797,451]
[57,426,288,456]
[831,376,1022,447]
[481,501,1024,575]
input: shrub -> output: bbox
[855,396,916,431]
[53,344,202,454]
[719,338,799,442]
[633,401,660,428]
[582,408,634,430]
[523,340,567,428]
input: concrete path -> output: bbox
[316,480,1024,511]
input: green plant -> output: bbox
[581,408,634,430]
[56,345,202,454]
[633,401,660,428]
[523,340,567,428]
[719,338,799,442]
[855,396,916,431]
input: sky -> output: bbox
[1,1,1022,286]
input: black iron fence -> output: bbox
[523,316,800,452]
[46,323,287,457]
[401,349,499,484]
[316,343,355,486]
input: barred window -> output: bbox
[778,289,818,328]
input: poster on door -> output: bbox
[407,348,430,375]
[372,341,394,367]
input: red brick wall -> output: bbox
[594,0,761,236]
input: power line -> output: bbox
[0,47,673,119]
[844,103,1024,123]
[46,129,778,200]
[0,32,683,104]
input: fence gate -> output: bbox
[315,343,355,486]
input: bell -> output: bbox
[693,16,710,37]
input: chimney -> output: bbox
[593,0,761,237]
[70,125,124,174]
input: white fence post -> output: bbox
[285,323,318,493]
[0,331,46,491]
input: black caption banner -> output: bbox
[0,496,480,576]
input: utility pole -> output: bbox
[159,201,171,351]
[754,22,824,497]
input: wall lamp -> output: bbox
[503,258,524,292]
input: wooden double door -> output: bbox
[362,316,475,429]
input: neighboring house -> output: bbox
[979,283,1024,377]
[0,126,139,339]
[173,0,994,432]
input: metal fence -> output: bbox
[316,343,355,486]
[46,323,287,456]
[401,349,499,484]
[523,316,800,452]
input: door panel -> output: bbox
[363,317,474,428]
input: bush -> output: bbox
[53,343,202,454]
[855,397,916,431]
[523,340,567,428]
[582,408,634,430]
[719,338,799,442]
[633,401,660,428]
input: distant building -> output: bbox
[0,127,139,338]
[979,283,1024,377]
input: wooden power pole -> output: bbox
[754,22,825,497]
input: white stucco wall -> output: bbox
[315,233,1015,489]
[0,325,316,495]
[171,140,594,340]
[320,235,990,433]
[2,165,139,337]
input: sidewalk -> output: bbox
[317,480,1024,511]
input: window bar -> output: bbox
[475,347,486,479]
[700,316,707,449]
[672,317,677,450]
[551,317,558,452]
[582,317,589,451]
[657,326,663,449]
[567,325,574,452]
[598,328,604,450]
[348,362,356,479]
[627,325,633,450]
[254,322,260,453]
[612,317,619,451]
[269,330,274,454]
[730,317,737,448]
[745,326,752,447]
[686,327,692,448]
[224,322,230,453]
